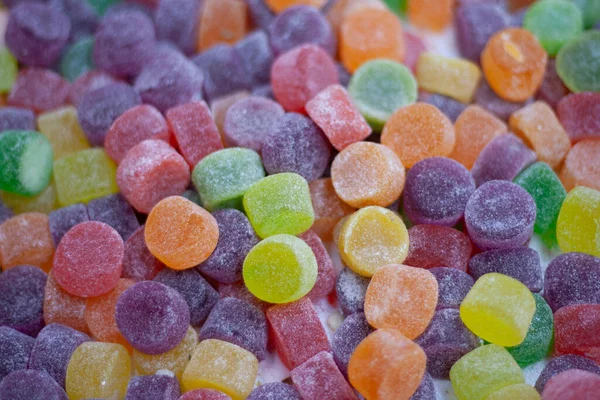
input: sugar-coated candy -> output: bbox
[0,265,46,336]
[247,383,301,400]
[523,0,582,56]
[465,180,536,250]
[0,213,53,272]
[336,267,370,315]
[234,31,273,87]
[408,0,453,31]
[0,199,12,225]
[28,323,89,388]
[125,374,181,400]
[450,344,524,400]
[5,3,70,68]
[145,196,219,270]
[60,37,95,82]
[541,369,600,400]
[572,0,600,28]
[332,312,373,376]
[557,93,600,143]
[556,32,600,93]
[267,297,330,369]
[88,194,139,240]
[309,178,355,241]
[122,225,164,282]
[411,371,436,400]
[474,80,532,121]
[556,186,600,257]
[430,268,474,310]
[460,273,535,346]
[181,389,233,400]
[536,59,569,109]
[53,221,123,297]
[0,130,53,196]
[382,103,455,168]
[0,49,17,94]
[93,10,156,77]
[266,0,327,13]
[0,370,68,400]
[555,304,600,364]
[219,282,269,313]
[535,355,600,393]
[486,384,540,400]
[37,106,90,160]
[243,173,314,238]
[65,342,131,400]
[348,59,417,131]
[182,339,259,400]
[422,93,467,123]
[0,107,34,132]
[271,44,338,113]
[154,0,201,55]
[43,273,89,334]
[456,4,509,62]
[8,69,70,113]
[0,327,34,381]
[403,31,427,73]
[349,328,427,400]
[248,0,276,30]
[56,0,98,45]
[291,351,358,400]
[405,225,472,271]
[338,206,409,277]
[469,247,542,292]
[416,53,481,104]
[193,148,265,212]
[197,0,247,52]
[67,70,118,107]
[299,229,336,299]
[560,139,600,192]
[0,181,57,215]
[545,253,600,312]
[212,91,250,136]
[365,264,438,339]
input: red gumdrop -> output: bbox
[299,229,336,300]
[403,31,427,73]
[8,68,70,113]
[555,304,600,364]
[52,221,124,298]
[291,351,358,400]
[122,226,164,282]
[218,282,270,313]
[557,92,600,143]
[404,225,473,271]
[68,71,119,107]
[271,44,339,113]
[542,369,600,400]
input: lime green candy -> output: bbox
[348,59,417,131]
[87,0,119,15]
[0,48,18,93]
[571,0,600,28]
[193,148,265,212]
[382,0,407,16]
[556,30,600,93]
[61,36,95,82]
[243,234,318,303]
[0,131,54,196]
[524,0,583,56]
[243,172,314,238]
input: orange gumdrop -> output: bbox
[560,139,600,192]
[0,212,54,272]
[408,0,455,32]
[451,105,508,169]
[145,196,219,270]
[340,6,404,73]
[309,178,355,242]
[85,279,135,351]
[331,142,405,209]
[348,329,427,400]
[197,0,247,51]
[44,273,90,334]
[481,28,548,102]
[364,264,438,339]
[266,0,327,14]
[381,102,456,168]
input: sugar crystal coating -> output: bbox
[456,4,509,62]
[43,273,88,334]
[122,225,164,282]
[180,389,233,400]
[535,355,600,393]
[554,304,600,364]
[332,312,373,376]
[8,69,70,113]
[542,369,600,400]
[87,194,139,240]
[430,267,474,310]
[556,28,600,91]
[556,186,600,257]
[125,374,181,400]
[336,268,370,315]
[197,0,247,52]
[309,177,355,242]
[0,369,68,400]
[247,0,276,30]
[557,93,600,143]
[536,59,569,109]
[411,371,436,400]
[0,212,54,272]
[153,0,201,55]
[545,252,600,312]
[475,80,532,121]
[0,326,34,381]
[560,139,600,192]
[247,382,301,400]
[68,71,118,107]
[0,107,35,132]
[234,31,274,87]
[405,225,472,271]
[299,229,336,299]
[469,247,542,292]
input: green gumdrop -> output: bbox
[192,148,265,212]
[243,172,314,238]
[0,131,54,196]
[180,189,202,206]
[556,30,600,92]
[87,0,120,15]
[0,48,18,94]
[524,0,583,56]
[571,0,600,29]
[348,59,417,131]
[61,37,95,82]
[382,0,407,16]
[514,162,566,248]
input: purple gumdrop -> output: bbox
[0,370,67,400]
[336,63,352,87]
[0,199,12,225]
[0,107,36,132]
[544,253,600,312]
[247,382,302,400]
[465,180,536,250]
[87,194,140,241]
[430,267,474,310]
[471,134,537,187]
[415,308,481,379]
[468,247,542,292]
[28,323,90,388]
[536,59,569,109]
[134,53,204,113]
[153,0,201,55]
[199,209,259,284]
[262,112,332,182]
[5,3,70,68]
[50,0,98,42]
[336,268,370,315]
[223,96,285,152]
[122,225,164,282]
[268,5,336,56]
[455,4,509,62]
[411,372,436,400]
[153,268,219,326]
[422,93,467,122]
[234,31,274,87]
[403,157,476,227]
[0,327,34,381]
[115,281,190,354]
[535,354,600,393]
[475,80,532,120]
[48,204,89,247]
[93,10,156,77]
[0,266,47,337]
[218,282,270,313]
[125,374,180,400]
[77,82,141,146]
[247,0,276,31]
[252,84,275,100]
[510,7,527,27]
[331,312,373,376]
[199,297,268,361]
[192,44,251,103]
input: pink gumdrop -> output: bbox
[404,225,472,271]
[299,229,336,300]
[542,369,600,400]
[291,351,358,400]
[122,225,164,282]
[403,31,427,73]
[8,68,69,113]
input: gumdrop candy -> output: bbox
[0,213,54,272]
[65,342,131,400]
[416,53,481,104]
[154,0,201,55]
[266,297,330,369]
[53,221,123,297]
[0,48,17,94]
[430,268,474,310]
[265,0,326,14]
[474,79,532,121]
[0,370,68,400]
[60,37,94,82]
[212,91,250,137]
[465,180,536,250]
[348,328,427,400]
[422,93,466,123]
[116,281,190,354]
[560,139,600,192]
[556,186,600,257]
[486,384,540,400]
[219,282,270,313]
[125,374,181,400]
[67,70,118,107]
[544,252,600,311]
[450,344,524,400]
[535,355,600,393]
[0,180,57,215]
[336,268,370,315]
[332,312,373,376]
[456,3,510,62]
[523,0,582,56]
[193,148,265,212]
[8,69,70,113]
[557,93,600,143]
[182,339,259,400]
[43,273,89,334]
[37,106,90,160]
[299,229,336,299]
[235,31,273,87]
[411,371,436,400]
[247,383,301,400]
[0,199,12,225]
[248,0,276,30]
[122,225,164,282]
[405,225,472,271]
[291,351,358,400]
[554,304,600,363]
[535,59,569,109]
[87,194,139,240]
[309,178,355,242]
[181,389,233,400]
[460,273,536,346]
[197,0,247,51]
[402,31,427,73]
[541,369,600,400]
[144,196,219,270]
[0,327,34,381]
[0,107,35,132]
[408,0,454,31]
[469,247,542,292]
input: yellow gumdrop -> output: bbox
[556,186,600,257]
[338,206,409,277]
[486,383,540,400]
[37,106,90,160]
[0,179,57,214]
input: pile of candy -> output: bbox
[0,0,599,399]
